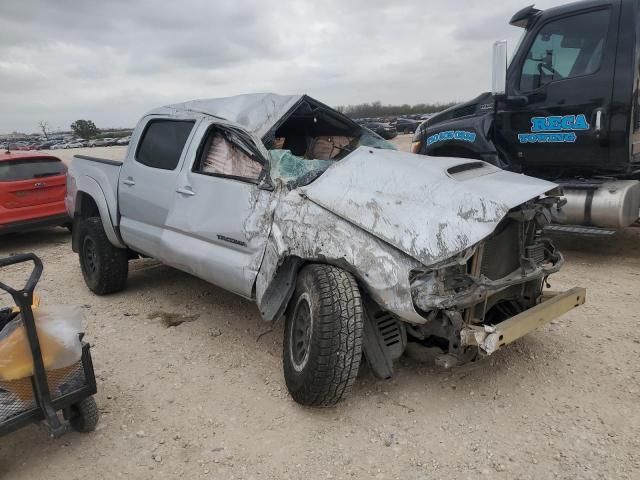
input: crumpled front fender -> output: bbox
[255,191,427,324]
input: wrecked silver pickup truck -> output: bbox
[66,93,585,406]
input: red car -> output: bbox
[0,151,70,234]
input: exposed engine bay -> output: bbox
[360,198,567,376]
[406,200,563,365]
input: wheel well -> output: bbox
[72,192,101,252]
[77,192,100,219]
[259,257,386,323]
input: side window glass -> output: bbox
[196,131,262,182]
[136,120,195,170]
[519,9,610,92]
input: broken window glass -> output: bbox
[269,149,334,184]
[358,130,397,150]
[198,132,262,181]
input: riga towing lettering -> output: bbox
[518,114,590,144]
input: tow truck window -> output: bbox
[519,9,610,92]
[135,120,195,170]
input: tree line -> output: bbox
[334,101,457,119]
[35,100,458,140]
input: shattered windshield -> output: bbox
[268,130,396,187]
[269,150,333,186]
[359,130,397,150]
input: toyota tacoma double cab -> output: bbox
[66,93,585,406]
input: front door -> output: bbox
[497,4,619,175]
[163,122,276,298]
[118,117,197,258]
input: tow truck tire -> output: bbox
[78,217,128,295]
[283,264,363,406]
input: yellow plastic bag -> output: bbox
[0,305,83,381]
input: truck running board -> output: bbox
[544,225,616,236]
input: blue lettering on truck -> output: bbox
[427,130,476,146]
[518,114,590,143]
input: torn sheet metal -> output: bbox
[300,147,558,266]
[255,190,428,324]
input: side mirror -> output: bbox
[491,40,508,97]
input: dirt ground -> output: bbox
[0,135,639,479]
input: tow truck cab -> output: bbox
[413,0,640,230]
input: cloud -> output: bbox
[0,0,568,133]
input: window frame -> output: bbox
[516,7,611,93]
[191,125,265,185]
[134,118,196,171]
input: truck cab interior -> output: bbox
[264,96,393,161]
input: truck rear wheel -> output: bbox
[78,217,128,294]
[283,264,363,406]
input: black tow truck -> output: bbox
[412,0,640,234]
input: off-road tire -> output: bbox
[283,264,363,406]
[68,397,99,433]
[78,217,128,294]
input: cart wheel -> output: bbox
[68,397,99,433]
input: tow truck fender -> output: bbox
[421,113,504,167]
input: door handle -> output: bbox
[593,107,607,145]
[122,178,136,186]
[176,186,196,196]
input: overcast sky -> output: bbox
[0,0,569,134]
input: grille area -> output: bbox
[452,104,477,118]
[525,243,545,264]
[481,220,520,280]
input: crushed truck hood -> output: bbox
[300,147,558,267]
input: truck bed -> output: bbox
[67,154,122,227]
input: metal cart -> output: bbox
[0,253,98,438]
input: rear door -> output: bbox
[0,157,67,224]
[162,121,276,298]
[497,4,619,174]
[118,117,197,258]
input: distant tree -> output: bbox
[38,120,50,139]
[70,120,99,139]
[334,101,458,119]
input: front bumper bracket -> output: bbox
[460,287,586,355]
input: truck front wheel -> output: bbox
[78,217,128,294]
[283,264,363,406]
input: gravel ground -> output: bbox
[0,135,638,479]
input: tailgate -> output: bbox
[0,157,67,209]
[0,175,66,209]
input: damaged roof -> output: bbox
[148,93,352,141]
